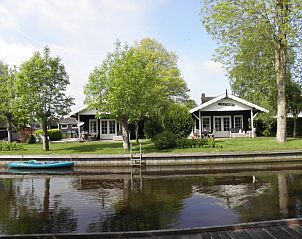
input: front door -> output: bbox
[100,120,117,140]
[213,116,231,138]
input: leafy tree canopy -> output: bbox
[85,38,190,150]
[201,0,302,142]
[17,47,74,150]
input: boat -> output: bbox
[7,160,74,169]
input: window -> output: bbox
[234,115,243,129]
[61,124,68,129]
[214,116,231,131]
[201,117,211,132]
[223,117,230,131]
[101,121,108,134]
[71,124,78,129]
[214,118,221,131]
[89,119,98,133]
[109,121,116,134]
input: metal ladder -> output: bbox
[130,143,144,166]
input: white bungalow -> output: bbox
[190,91,269,138]
[67,105,120,140]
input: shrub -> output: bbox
[0,142,23,151]
[35,129,62,141]
[153,131,177,150]
[27,134,36,144]
[163,104,193,138]
[175,138,222,149]
[144,117,164,139]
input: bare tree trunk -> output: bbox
[135,121,139,143]
[293,115,297,138]
[6,117,13,143]
[121,118,130,150]
[41,117,49,151]
[275,43,287,143]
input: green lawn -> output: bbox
[0,137,301,155]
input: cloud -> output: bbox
[179,57,229,104]
[0,37,37,66]
[201,60,225,76]
[0,5,18,28]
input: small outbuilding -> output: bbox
[189,91,269,138]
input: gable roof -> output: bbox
[67,105,88,117]
[189,92,269,113]
[60,117,78,125]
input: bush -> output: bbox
[164,104,193,138]
[35,129,62,141]
[0,142,23,151]
[175,138,222,149]
[153,131,177,150]
[27,134,36,144]
[144,117,164,140]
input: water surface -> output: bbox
[0,165,301,234]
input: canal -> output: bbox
[0,162,302,235]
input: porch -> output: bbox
[190,92,268,138]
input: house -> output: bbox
[58,117,82,138]
[189,91,269,138]
[67,105,121,140]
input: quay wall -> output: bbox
[0,150,302,167]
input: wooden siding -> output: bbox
[199,110,251,133]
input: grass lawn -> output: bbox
[0,137,301,155]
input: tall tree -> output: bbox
[201,0,302,143]
[0,61,26,142]
[85,38,189,150]
[17,47,74,151]
[287,80,302,137]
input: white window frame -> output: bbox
[234,115,243,129]
[61,124,68,129]
[201,116,211,132]
[71,124,78,129]
[99,119,117,139]
[89,119,98,133]
[213,116,231,132]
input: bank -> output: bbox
[0,150,302,167]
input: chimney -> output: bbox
[201,93,206,104]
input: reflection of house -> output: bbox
[192,176,269,209]
[67,105,121,140]
[190,91,268,138]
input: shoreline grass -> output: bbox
[0,137,301,155]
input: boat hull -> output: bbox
[8,161,74,169]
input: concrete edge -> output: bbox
[1,218,302,238]
[0,150,302,167]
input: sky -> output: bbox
[0,0,230,108]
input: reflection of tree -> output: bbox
[285,174,302,217]
[278,174,289,217]
[0,178,77,234]
[86,178,199,232]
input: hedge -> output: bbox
[35,129,63,141]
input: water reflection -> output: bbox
[1,166,302,234]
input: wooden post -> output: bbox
[77,114,81,139]
[199,110,202,137]
[251,109,254,138]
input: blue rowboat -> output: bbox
[8,160,74,169]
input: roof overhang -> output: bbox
[189,93,269,113]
